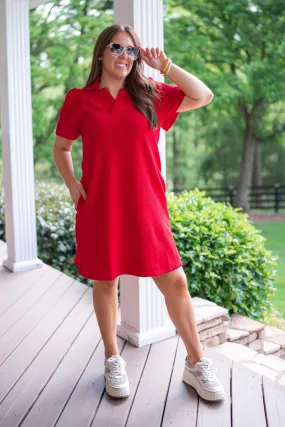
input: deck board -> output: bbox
[91,339,150,427]
[0,274,78,367]
[196,348,232,427]
[124,334,178,427]
[55,336,126,427]
[232,361,267,427]
[0,239,285,426]
[0,277,88,407]
[263,376,285,427]
[18,298,96,427]
[161,337,198,427]
[0,284,92,426]
[0,265,46,311]
[0,265,61,338]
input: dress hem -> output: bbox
[73,259,183,281]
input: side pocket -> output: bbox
[76,194,85,212]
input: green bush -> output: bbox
[168,189,277,320]
[0,184,278,319]
[0,181,93,287]
[35,181,95,284]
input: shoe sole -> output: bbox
[182,369,225,402]
[104,374,130,398]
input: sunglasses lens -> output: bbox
[109,43,139,60]
[110,43,123,55]
[128,47,139,60]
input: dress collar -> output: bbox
[82,75,132,94]
[82,75,101,92]
[82,75,154,92]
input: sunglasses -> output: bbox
[105,43,140,60]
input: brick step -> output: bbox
[225,316,285,359]
[190,297,285,362]
[191,297,229,347]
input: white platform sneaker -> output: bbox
[104,355,130,398]
[182,355,225,401]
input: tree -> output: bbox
[29,0,113,181]
[167,0,285,212]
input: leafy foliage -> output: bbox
[164,0,285,188]
[0,182,93,287]
[167,189,278,320]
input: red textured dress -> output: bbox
[55,75,185,280]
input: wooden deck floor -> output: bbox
[0,239,284,427]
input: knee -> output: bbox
[166,274,189,298]
[93,278,119,293]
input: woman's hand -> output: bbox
[66,180,87,209]
[138,45,168,71]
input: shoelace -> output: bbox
[197,358,217,381]
[107,356,126,378]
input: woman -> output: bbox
[53,24,224,402]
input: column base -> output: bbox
[2,257,43,273]
[117,319,177,347]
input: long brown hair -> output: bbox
[85,24,162,130]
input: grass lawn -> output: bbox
[255,222,285,319]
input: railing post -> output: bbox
[228,185,234,206]
[274,183,280,213]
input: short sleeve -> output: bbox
[152,79,185,132]
[55,88,81,140]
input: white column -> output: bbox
[0,0,43,272]
[114,0,176,347]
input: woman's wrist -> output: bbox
[160,58,169,73]
[164,59,172,76]
[160,57,172,76]
[65,176,78,189]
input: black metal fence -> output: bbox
[173,184,285,212]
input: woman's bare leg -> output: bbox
[152,267,204,366]
[93,277,120,359]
